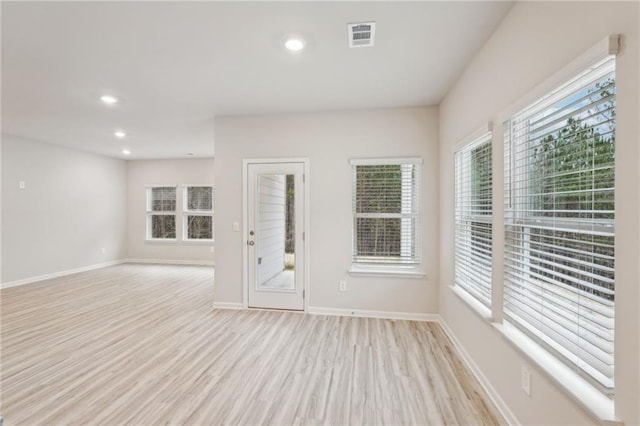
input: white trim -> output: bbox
[349,157,423,166]
[181,240,215,245]
[212,302,244,310]
[1,259,126,289]
[144,238,178,243]
[243,157,309,165]
[242,158,310,311]
[447,286,617,424]
[307,306,438,322]
[438,317,521,426]
[181,185,214,242]
[243,160,248,309]
[498,34,619,122]
[146,185,178,240]
[491,120,505,323]
[453,122,493,153]
[303,161,311,312]
[351,160,423,271]
[124,258,214,266]
[181,183,213,188]
[348,268,426,279]
[449,285,492,321]
[494,321,616,424]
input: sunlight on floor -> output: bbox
[258,270,294,290]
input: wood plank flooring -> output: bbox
[1,264,504,425]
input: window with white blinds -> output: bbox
[351,158,422,272]
[455,133,493,307]
[183,185,214,241]
[504,56,616,392]
[146,186,177,240]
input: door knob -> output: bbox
[247,241,255,246]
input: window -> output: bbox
[146,186,177,240]
[351,158,422,274]
[455,132,493,307]
[183,185,214,241]
[504,56,616,392]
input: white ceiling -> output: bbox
[1,1,513,159]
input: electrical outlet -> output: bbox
[339,280,347,292]
[210,246,214,253]
[232,222,240,232]
[521,366,531,396]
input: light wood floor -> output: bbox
[1,264,504,425]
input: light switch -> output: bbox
[232,222,240,232]
[19,181,26,190]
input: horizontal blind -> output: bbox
[352,161,421,266]
[455,134,493,307]
[150,186,176,212]
[184,186,214,240]
[147,186,177,239]
[186,186,213,211]
[504,56,616,392]
[186,215,213,240]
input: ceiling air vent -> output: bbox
[347,22,376,48]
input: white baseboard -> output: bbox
[124,258,215,266]
[209,304,438,321]
[1,259,214,289]
[438,317,520,426]
[212,302,244,309]
[1,259,126,289]
[307,306,439,322]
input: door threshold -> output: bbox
[247,307,305,313]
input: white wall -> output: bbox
[215,107,439,314]
[126,158,215,263]
[1,134,127,283]
[257,174,286,285]
[438,2,639,425]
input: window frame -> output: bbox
[182,184,214,243]
[349,157,423,277]
[454,129,493,308]
[145,185,178,242]
[446,36,621,422]
[503,55,616,394]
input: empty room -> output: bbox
[1,1,639,425]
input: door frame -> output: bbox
[242,158,310,311]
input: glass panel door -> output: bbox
[247,162,304,310]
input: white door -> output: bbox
[247,162,305,310]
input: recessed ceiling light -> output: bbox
[114,130,127,138]
[122,149,131,156]
[100,94,119,105]
[285,38,305,52]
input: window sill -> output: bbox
[182,239,215,245]
[493,321,616,424]
[145,238,178,244]
[449,285,492,322]
[348,267,425,279]
[449,284,617,424]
